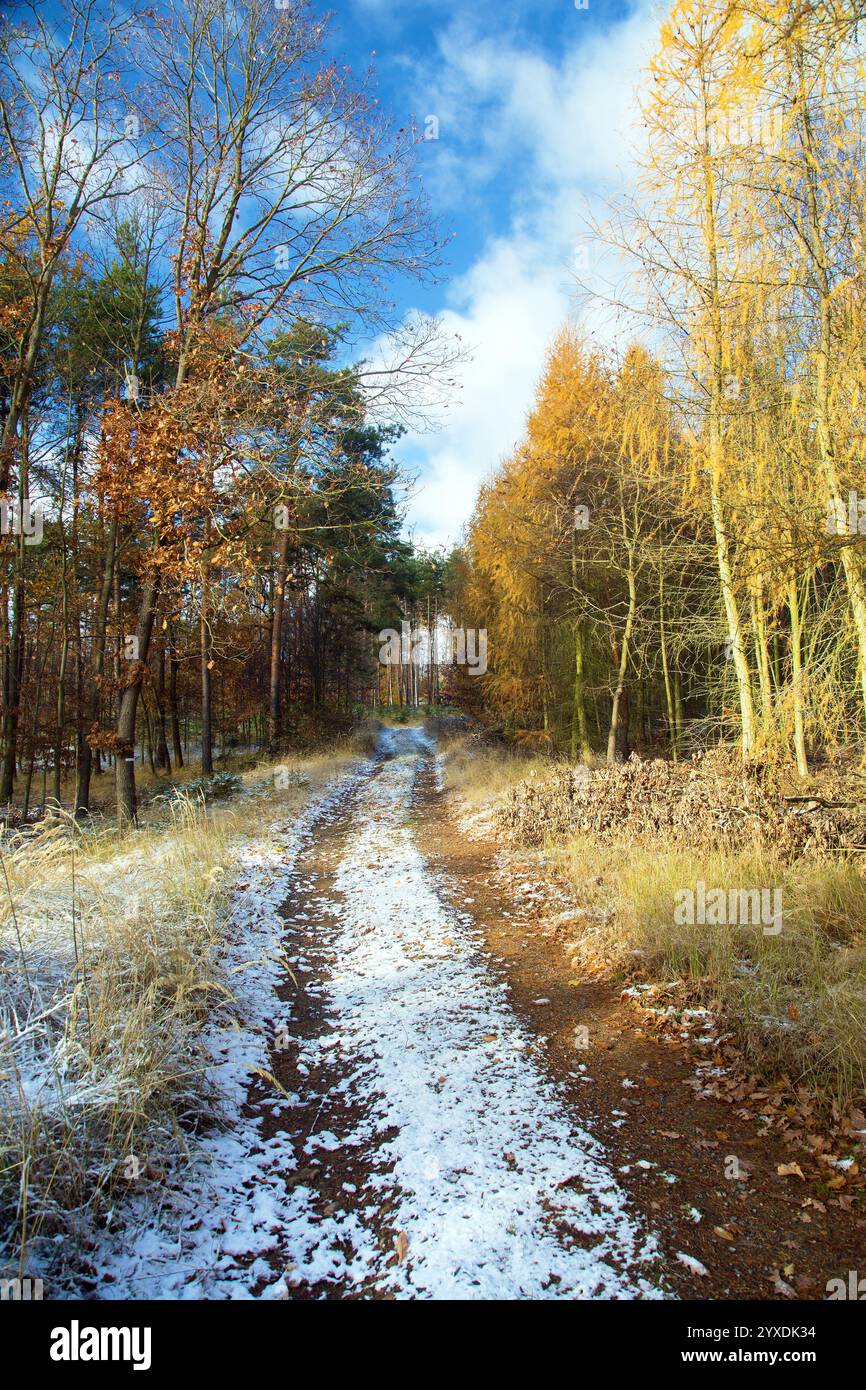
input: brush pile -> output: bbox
[500,752,866,860]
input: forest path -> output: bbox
[260,725,663,1298]
[85,726,663,1300]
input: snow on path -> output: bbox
[88,726,663,1300]
[87,762,374,1300]
[278,726,663,1299]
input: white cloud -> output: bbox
[402,234,569,549]
[399,1,659,549]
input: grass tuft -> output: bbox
[552,834,866,1105]
[0,748,356,1285]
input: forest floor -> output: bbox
[78,725,865,1300]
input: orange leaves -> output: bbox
[93,390,237,579]
[526,329,614,477]
[776,1162,806,1180]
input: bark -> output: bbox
[0,423,30,803]
[607,569,636,764]
[75,516,118,814]
[154,640,171,772]
[659,566,678,760]
[115,576,160,827]
[751,580,774,723]
[787,577,809,778]
[794,45,866,727]
[200,609,213,774]
[570,622,590,762]
[699,72,757,754]
[607,508,637,765]
[53,624,70,806]
[168,621,183,769]
[200,562,213,775]
[0,286,51,491]
[268,523,292,753]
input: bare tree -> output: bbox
[111,0,450,822]
[0,0,144,487]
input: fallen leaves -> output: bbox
[502,754,866,858]
[777,1162,806,1180]
[624,980,866,1201]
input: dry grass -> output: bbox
[444,738,866,1107]
[19,729,371,824]
[351,716,386,756]
[440,733,553,814]
[0,746,357,1285]
[548,835,866,1104]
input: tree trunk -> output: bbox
[0,424,30,804]
[570,622,590,762]
[699,84,757,754]
[794,44,866,727]
[268,523,291,753]
[200,563,213,774]
[115,576,160,827]
[76,515,117,814]
[168,621,183,768]
[787,577,809,778]
[154,639,171,771]
[751,579,774,724]
[659,565,678,759]
[607,528,637,765]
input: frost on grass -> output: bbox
[0,759,362,1293]
[80,767,371,1299]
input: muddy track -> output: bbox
[260,758,404,1298]
[83,727,865,1301]
[254,727,663,1299]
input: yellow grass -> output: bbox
[0,746,357,1284]
[445,739,866,1106]
[548,835,866,1103]
[439,733,553,813]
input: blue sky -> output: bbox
[14,0,660,550]
[325,0,660,549]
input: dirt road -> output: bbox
[88,727,663,1299]
[90,726,862,1301]
[264,725,663,1298]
